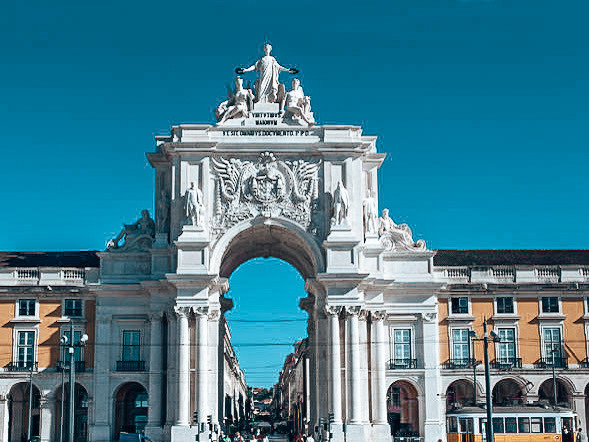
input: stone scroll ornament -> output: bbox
[211,152,320,236]
[378,208,427,252]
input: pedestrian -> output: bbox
[306,433,315,442]
[578,428,585,442]
[262,433,270,442]
[248,433,257,442]
[233,432,244,442]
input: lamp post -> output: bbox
[470,318,500,442]
[64,322,88,442]
[59,335,67,442]
[551,347,558,408]
[27,362,34,442]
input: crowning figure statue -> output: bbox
[216,76,254,124]
[236,43,297,104]
[284,78,315,126]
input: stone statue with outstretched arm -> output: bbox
[107,210,155,249]
[235,43,298,104]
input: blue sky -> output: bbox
[1,0,587,387]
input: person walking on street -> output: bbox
[578,428,585,442]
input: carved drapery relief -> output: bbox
[212,152,320,237]
[378,208,427,252]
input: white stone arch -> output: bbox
[491,375,530,406]
[386,379,422,437]
[210,216,325,279]
[112,381,149,440]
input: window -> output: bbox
[541,297,559,313]
[447,417,458,433]
[459,417,474,433]
[17,331,35,366]
[497,297,514,314]
[451,297,469,314]
[64,299,83,317]
[496,328,516,363]
[543,328,562,360]
[518,417,530,433]
[505,417,517,433]
[18,299,36,317]
[544,417,556,433]
[135,393,148,408]
[452,329,470,362]
[492,417,504,433]
[389,385,401,408]
[61,330,85,362]
[122,331,141,361]
[393,329,411,363]
[531,418,543,433]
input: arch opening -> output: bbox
[538,378,572,408]
[492,378,525,406]
[218,222,321,280]
[114,382,148,440]
[54,382,89,442]
[8,382,40,442]
[446,379,475,411]
[387,381,419,437]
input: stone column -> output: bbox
[195,307,209,423]
[0,394,8,442]
[346,306,362,424]
[146,312,163,437]
[371,311,387,425]
[422,312,443,442]
[358,310,370,423]
[325,306,342,424]
[90,314,112,442]
[175,307,191,426]
[39,396,53,442]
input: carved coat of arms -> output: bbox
[212,152,320,236]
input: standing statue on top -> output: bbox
[236,43,298,104]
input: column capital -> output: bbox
[324,305,343,316]
[174,306,191,318]
[344,305,362,317]
[208,309,221,321]
[421,312,437,323]
[194,306,209,317]
[358,309,369,321]
[371,310,387,321]
[150,311,164,322]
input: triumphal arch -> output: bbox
[99,45,443,442]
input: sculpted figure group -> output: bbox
[216,44,315,126]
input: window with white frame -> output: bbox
[451,297,469,314]
[16,331,35,367]
[496,328,516,363]
[122,330,141,361]
[392,329,411,363]
[543,327,563,361]
[64,299,83,317]
[541,297,559,314]
[61,329,86,362]
[496,297,514,314]
[452,328,470,362]
[18,299,36,317]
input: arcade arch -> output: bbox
[54,382,89,442]
[492,378,526,406]
[7,382,40,442]
[538,378,572,408]
[114,382,149,440]
[446,379,475,411]
[387,381,419,437]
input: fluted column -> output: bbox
[195,307,209,421]
[371,311,387,424]
[346,306,361,424]
[325,306,342,424]
[147,312,163,429]
[175,307,191,426]
[39,396,53,442]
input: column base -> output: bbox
[344,423,371,442]
[89,424,111,442]
[424,420,445,442]
[371,423,392,442]
[144,425,165,442]
[170,425,198,441]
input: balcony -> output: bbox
[443,358,478,369]
[116,360,146,372]
[491,358,522,370]
[387,359,419,369]
[56,360,86,372]
[6,361,38,372]
[534,356,568,369]
[581,358,589,368]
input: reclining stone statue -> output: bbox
[107,210,155,251]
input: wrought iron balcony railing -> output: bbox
[491,358,522,370]
[6,361,38,372]
[116,360,146,372]
[443,358,478,369]
[534,356,568,369]
[56,360,86,372]
[387,359,419,369]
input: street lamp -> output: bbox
[550,347,559,408]
[63,322,88,442]
[470,318,500,442]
